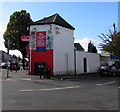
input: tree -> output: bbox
[3,10,33,68]
[88,41,97,53]
[98,24,120,68]
[98,24,120,56]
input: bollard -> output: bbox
[46,67,51,79]
[38,66,42,79]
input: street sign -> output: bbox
[21,36,29,41]
[111,56,120,60]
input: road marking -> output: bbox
[17,78,53,82]
[1,79,17,81]
[0,78,53,82]
[31,79,53,82]
[119,87,120,89]
[20,78,31,81]
[19,86,80,92]
[96,81,116,86]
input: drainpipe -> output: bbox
[74,47,76,76]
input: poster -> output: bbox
[46,31,53,49]
[29,28,37,50]
[36,31,46,52]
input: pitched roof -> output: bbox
[30,13,75,30]
[74,43,84,51]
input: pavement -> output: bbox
[53,73,99,80]
[1,69,99,81]
[2,69,40,81]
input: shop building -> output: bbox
[28,13,100,76]
[29,14,75,75]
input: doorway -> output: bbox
[83,58,87,73]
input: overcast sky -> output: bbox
[0,1,119,57]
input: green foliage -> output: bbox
[3,10,33,57]
[88,41,97,53]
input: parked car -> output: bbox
[10,62,20,71]
[0,62,10,69]
[98,65,119,76]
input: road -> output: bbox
[1,69,120,110]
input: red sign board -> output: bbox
[21,36,29,41]
[36,31,46,47]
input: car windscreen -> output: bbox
[111,66,117,70]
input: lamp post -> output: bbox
[74,47,76,76]
[7,38,10,78]
[74,37,76,76]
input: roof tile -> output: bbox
[30,13,75,30]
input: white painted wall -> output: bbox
[52,25,75,75]
[30,25,51,33]
[30,24,100,75]
[76,52,100,74]
[30,24,75,75]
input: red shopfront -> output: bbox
[28,30,54,75]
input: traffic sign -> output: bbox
[111,56,120,60]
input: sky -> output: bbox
[0,1,118,58]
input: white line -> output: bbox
[104,81,116,85]
[96,81,116,86]
[1,79,17,81]
[19,86,80,92]
[21,78,31,81]
[96,84,103,86]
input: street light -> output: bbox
[74,37,76,76]
[7,38,10,78]
[74,47,76,76]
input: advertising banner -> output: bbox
[36,31,46,52]
[29,29,36,50]
[46,31,53,49]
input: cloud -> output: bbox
[0,24,6,51]
[75,37,100,52]
[9,50,22,58]
[0,25,4,35]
